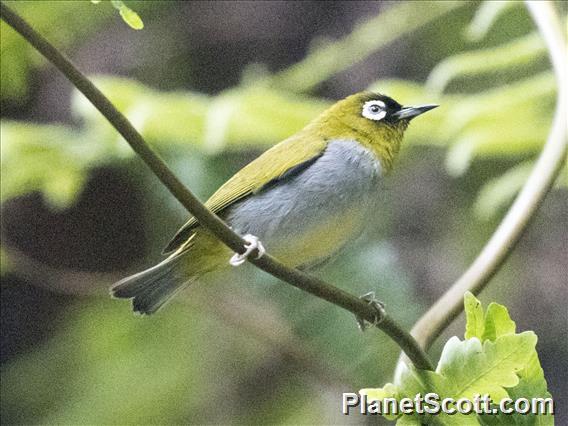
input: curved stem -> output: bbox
[0,2,434,372]
[396,0,567,375]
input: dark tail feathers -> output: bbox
[111,252,192,315]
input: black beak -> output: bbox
[392,104,438,122]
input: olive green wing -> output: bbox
[162,133,328,254]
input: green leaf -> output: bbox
[482,303,516,342]
[480,353,554,425]
[1,77,330,206]
[464,292,485,340]
[396,415,423,425]
[462,294,554,425]
[360,384,397,401]
[110,0,144,30]
[505,353,554,425]
[439,334,536,401]
[118,5,144,30]
[386,332,537,424]
[445,120,548,177]
[360,384,400,421]
[394,364,466,425]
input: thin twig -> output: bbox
[396,0,567,376]
[0,2,434,371]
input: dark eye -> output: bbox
[370,104,380,113]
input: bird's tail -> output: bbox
[111,232,229,314]
[111,251,194,315]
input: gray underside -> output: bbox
[223,139,383,268]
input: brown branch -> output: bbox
[0,2,434,371]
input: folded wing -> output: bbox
[162,131,327,254]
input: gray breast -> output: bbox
[225,140,382,266]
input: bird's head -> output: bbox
[312,91,438,171]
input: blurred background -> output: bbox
[1,1,566,424]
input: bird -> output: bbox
[111,91,437,315]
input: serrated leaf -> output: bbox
[480,352,554,425]
[482,303,516,342]
[464,292,485,340]
[369,297,546,425]
[392,333,540,425]
[506,353,554,425]
[438,333,537,401]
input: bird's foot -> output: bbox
[356,291,386,331]
[230,234,266,266]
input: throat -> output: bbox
[326,120,403,173]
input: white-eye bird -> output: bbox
[111,92,437,314]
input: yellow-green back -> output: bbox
[164,91,410,253]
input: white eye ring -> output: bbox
[362,100,386,121]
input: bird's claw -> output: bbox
[230,234,266,266]
[356,291,386,331]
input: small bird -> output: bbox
[111,92,437,314]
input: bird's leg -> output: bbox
[356,291,386,331]
[229,234,266,266]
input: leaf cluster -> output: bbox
[361,293,553,425]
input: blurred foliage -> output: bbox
[1,1,565,221]
[270,1,464,93]
[1,123,90,208]
[1,2,566,425]
[362,293,553,425]
[1,1,109,100]
[0,1,151,99]
[1,242,420,424]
